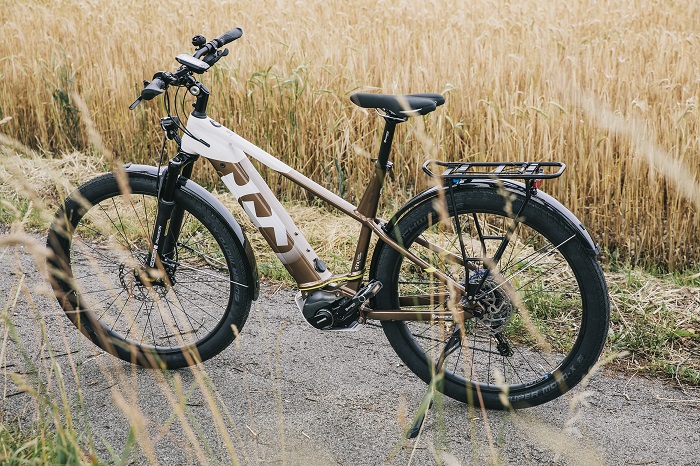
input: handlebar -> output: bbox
[130,27,242,110]
[193,27,242,59]
[214,28,243,47]
[141,77,167,101]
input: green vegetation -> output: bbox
[607,267,700,384]
[0,423,96,466]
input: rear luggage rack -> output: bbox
[422,160,566,181]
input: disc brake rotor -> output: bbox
[466,270,515,334]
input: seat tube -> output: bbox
[347,119,397,291]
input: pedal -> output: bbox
[332,280,383,322]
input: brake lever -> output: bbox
[129,96,143,110]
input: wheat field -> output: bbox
[1,0,699,269]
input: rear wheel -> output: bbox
[372,185,609,409]
[47,171,253,368]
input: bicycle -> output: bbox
[46,28,610,429]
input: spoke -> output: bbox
[142,301,158,347]
[500,222,523,272]
[108,293,131,332]
[159,297,177,348]
[99,203,131,250]
[178,213,206,251]
[169,261,247,288]
[173,282,229,304]
[163,293,201,343]
[500,237,557,275]
[177,227,222,252]
[165,288,194,334]
[176,242,228,270]
[96,288,127,321]
[482,235,575,297]
[85,288,128,308]
[72,238,124,266]
[168,286,226,323]
[511,257,571,297]
[125,300,146,340]
[505,348,539,385]
[77,285,124,295]
[77,220,113,243]
[127,194,151,240]
[112,198,131,244]
[174,278,230,296]
[516,271,575,294]
[408,322,443,341]
[72,266,121,284]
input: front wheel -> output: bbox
[47,171,253,368]
[372,185,610,409]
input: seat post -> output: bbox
[376,119,399,170]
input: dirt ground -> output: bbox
[2,236,699,465]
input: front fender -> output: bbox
[124,163,259,300]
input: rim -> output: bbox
[62,188,235,353]
[395,207,586,393]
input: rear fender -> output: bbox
[370,180,598,280]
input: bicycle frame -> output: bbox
[175,114,467,320]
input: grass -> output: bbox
[0,422,91,465]
[0,247,100,466]
[1,0,699,269]
[607,267,700,384]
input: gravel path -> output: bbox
[2,235,699,465]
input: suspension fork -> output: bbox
[147,151,198,269]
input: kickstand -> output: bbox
[406,325,463,439]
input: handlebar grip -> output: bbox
[214,28,242,47]
[141,77,166,100]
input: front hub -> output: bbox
[119,263,172,301]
